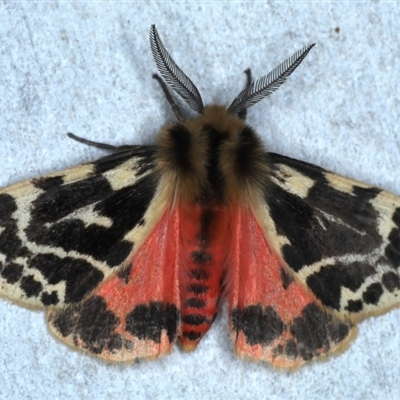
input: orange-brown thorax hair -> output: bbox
[155,105,270,206]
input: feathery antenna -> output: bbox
[228,44,315,116]
[150,25,204,114]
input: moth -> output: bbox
[1,25,399,369]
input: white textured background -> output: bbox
[1,2,400,400]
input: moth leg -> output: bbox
[237,68,252,120]
[67,133,139,151]
[152,73,184,121]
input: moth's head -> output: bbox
[150,25,314,205]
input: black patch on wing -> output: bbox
[289,304,350,361]
[1,262,23,284]
[0,194,30,261]
[125,302,179,343]
[0,150,158,307]
[33,176,64,190]
[30,254,104,303]
[20,275,43,298]
[29,175,112,223]
[41,291,59,306]
[266,153,391,310]
[231,303,351,363]
[25,173,157,266]
[49,296,125,355]
[92,147,155,175]
[306,262,375,310]
[345,300,363,313]
[385,208,400,268]
[231,305,284,346]
[382,271,400,292]
[362,282,383,305]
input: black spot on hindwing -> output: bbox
[289,304,350,361]
[125,302,179,343]
[49,296,122,355]
[231,303,351,363]
[231,305,284,346]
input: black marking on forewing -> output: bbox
[29,175,112,223]
[386,208,400,268]
[26,174,157,266]
[1,263,23,284]
[20,275,43,298]
[268,153,382,272]
[362,283,383,305]
[345,300,363,313]
[33,176,64,190]
[31,254,104,303]
[306,262,375,310]
[91,147,155,174]
[0,194,30,262]
[41,291,59,306]
[125,302,179,343]
[382,271,400,292]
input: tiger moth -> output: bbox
[1,25,399,369]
